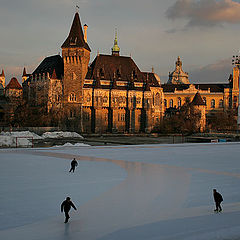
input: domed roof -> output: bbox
[168,56,190,84]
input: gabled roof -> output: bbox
[61,12,91,51]
[191,92,205,106]
[32,55,64,79]
[87,54,144,81]
[5,77,22,90]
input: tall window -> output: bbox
[69,93,76,102]
[219,99,224,108]
[178,97,181,107]
[211,99,215,109]
[169,99,173,108]
[164,99,167,107]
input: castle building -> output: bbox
[23,11,164,133]
[10,10,240,132]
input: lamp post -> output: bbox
[232,54,240,133]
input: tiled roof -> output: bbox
[32,55,64,79]
[5,77,22,89]
[61,12,91,51]
[191,92,205,106]
[162,84,190,92]
[162,83,229,93]
[195,83,229,93]
[84,54,158,91]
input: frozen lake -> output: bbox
[1,142,240,240]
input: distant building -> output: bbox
[1,10,240,132]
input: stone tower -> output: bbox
[0,69,5,88]
[61,11,91,120]
[191,92,206,132]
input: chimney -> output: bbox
[84,24,88,43]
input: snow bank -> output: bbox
[0,136,31,147]
[53,142,90,147]
[0,131,42,140]
[42,131,83,139]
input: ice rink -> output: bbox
[1,142,240,240]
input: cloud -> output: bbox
[166,0,240,28]
[190,58,232,83]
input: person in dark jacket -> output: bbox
[69,158,78,173]
[61,197,77,223]
[213,189,223,212]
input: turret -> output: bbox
[0,69,5,88]
[22,67,28,83]
[61,11,91,108]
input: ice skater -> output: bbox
[213,189,223,212]
[61,197,77,223]
[69,158,78,173]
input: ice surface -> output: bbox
[1,142,240,240]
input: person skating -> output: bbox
[61,197,77,223]
[213,189,223,212]
[69,158,78,173]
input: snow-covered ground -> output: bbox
[1,142,240,240]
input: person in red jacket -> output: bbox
[61,197,77,223]
[213,189,223,212]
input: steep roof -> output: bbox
[191,92,205,106]
[87,54,143,81]
[5,77,22,90]
[85,54,159,91]
[32,55,64,79]
[0,69,5,77]
[61,12,91,51]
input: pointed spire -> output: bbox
[0,69,5,77]
[61,12,91,51]
[51,69,57,79]
[111,28,120,56]
[22,67,27,77]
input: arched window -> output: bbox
[164,99,167,107]
[178,97,181,107]
[169,99,173,108]
[219,99,224,108]
[155,93,160,106]
[211,99,215,108]
[69,93,76,102]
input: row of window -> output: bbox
[164,98,224,109]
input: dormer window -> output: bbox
[69,93,77,102]
[70,37,77,46]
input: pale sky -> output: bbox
[1,0,240,84]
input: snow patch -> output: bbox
[0,136,31,147]
[42,131,83,139]
[0,131,42,139]
[53,142,90,147]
